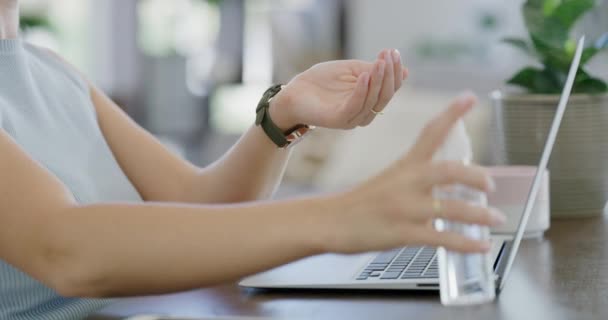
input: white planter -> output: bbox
[490,92,608,218]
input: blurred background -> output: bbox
[19,0,608,196]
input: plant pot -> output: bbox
[489,91,608,218]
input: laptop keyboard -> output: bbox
[356,247,438,281]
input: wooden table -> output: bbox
[91,216,608,319]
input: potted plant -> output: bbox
[491,0,608,218]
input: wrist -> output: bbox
[302,193,349,255]
[268,86,297,132]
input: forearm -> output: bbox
[184,89,298,204]
[41,196,332,298]
[188,124,292,203]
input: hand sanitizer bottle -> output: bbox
[434,119,495,306]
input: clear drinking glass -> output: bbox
[435,184,495,306]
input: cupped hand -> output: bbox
[324,93,506,254]
[269,49,408,130]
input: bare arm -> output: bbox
[0,95,501,299]
[43,200,329,297]
[90,85,293,203]
[88,49,407,204]
[0,127,327,297]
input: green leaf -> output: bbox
[564,38,577,56]
[552,0,595,30]
[524,0,547,12]
[573,69,608,94]
[524,13,568,48]
[507,67,540,90]
[523,0,594,50]
[580,33,608,65]
[530,34,571,69]
[523,2,569,48]
[574,78,608,93]
[502,37,537,57]
[505,1,608,93]
[507,67,563,94]
[581,47,599,65]
[574,68,591,83]
[542,0,561,16]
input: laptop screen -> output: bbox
[497,36,586,291]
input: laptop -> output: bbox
[240,37,586,294]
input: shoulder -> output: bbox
[23,43,92,92]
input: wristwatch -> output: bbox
[255,84,314,148]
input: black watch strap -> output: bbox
[255,84,291,147]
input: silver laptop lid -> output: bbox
[498,36,585,291]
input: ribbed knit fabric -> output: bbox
[0,39,142,319]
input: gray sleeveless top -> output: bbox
[0,39,142,319]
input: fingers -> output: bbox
[363,50,396,122]
[428,198,505,227]
[347,59,385,125]
[354,49,408,127]
[347,60,375,77]
[365,59,385,111]
[416,229,492,253]
[425,161,495,193]
[406,92,477,163]
[375,50,395,111]
[340,72,370,123]
[392,49,403,90]
[360,108,376,127]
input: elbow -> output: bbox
[16,208,113,298]
[41,254,110,299]
[45,267,108,299]
[46,274,93,299]
[35,223,111,298]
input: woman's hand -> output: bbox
[269,49,408,130]
[323,93,506,254]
